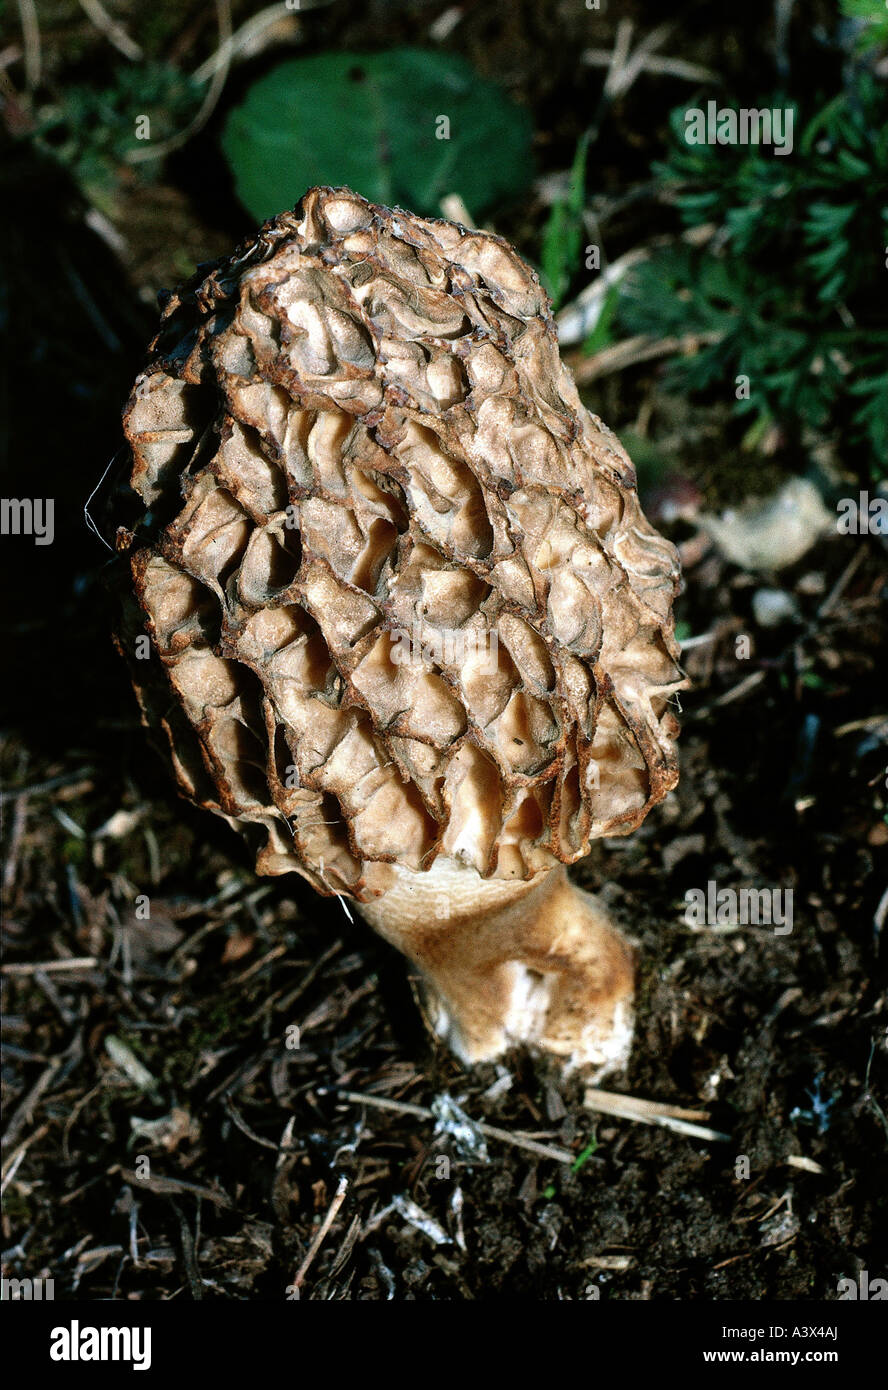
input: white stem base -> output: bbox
[359,859,635,1078]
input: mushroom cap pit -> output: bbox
[118,187,685,902]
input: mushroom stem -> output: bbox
[359,860,635,1076]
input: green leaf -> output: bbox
[221,48,534,222]
[31,61,201,205]
[740,410,775,451]
[570,1140,599,1174]
[840,0,888,53]
[582,283,619,355]
[612,74,888,468]
[848,363,888,468]
[541,132,589,309]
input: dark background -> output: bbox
[1,0,885,1301]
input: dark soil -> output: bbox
[2,531,885,1300]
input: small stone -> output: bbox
[752,587,799,627]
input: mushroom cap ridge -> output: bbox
[119,186,686,902]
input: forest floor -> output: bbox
[2,528,885,1300]
[2,0,885,1300]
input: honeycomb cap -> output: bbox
[119,186,685,904]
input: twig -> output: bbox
[2,1059,63,1151]
[833,714,888,737]
[0,44,24,74]
[1,1123,49,1192]
[0,1146,27,1194]
[584,1087,731,1142]
[711,670,767,708]
[191,2,312,85]
[863,1037,888,1140]
[613,21,674,98]
[84,207,129,258]
[429,6,463,42]
[678,631,718,651]
[62,1080,108,1163]
[585,1088,713,1123]
[711,1247,759,1271]
[582,47,719,85]
[2,957,99,976]
[874,887,887,952]
[119,1168,233,1209]
[15,0,40,90]
[291,1175,348,1291]
[712,1232,797,1271]
[588,19,720,109]
[228,943,287,985]
[169,1198,203,1300]
[602,18,635,99]
[467,1121,574,1164]
[247,939,343,1024]
[439,193,476,228]
[76,0,143,61]
[0,766,96,805]
[774,0,795,80]
[570,331,721,384]
[581,1253,634,1270]
[105,1035,157,1092]
[786,1154,826,1175]
[34,969,77,1026]
[329,1088,577,1164]
[818,547,866,619]
[126,0,233,163]
[676,667,771,726]
[2,794,27,898]
[60,250,121,350]
[223,1095,279,1152]
[556,247,648,347]
[556,224,715,348]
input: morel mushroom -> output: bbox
[116,187,685,1075]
